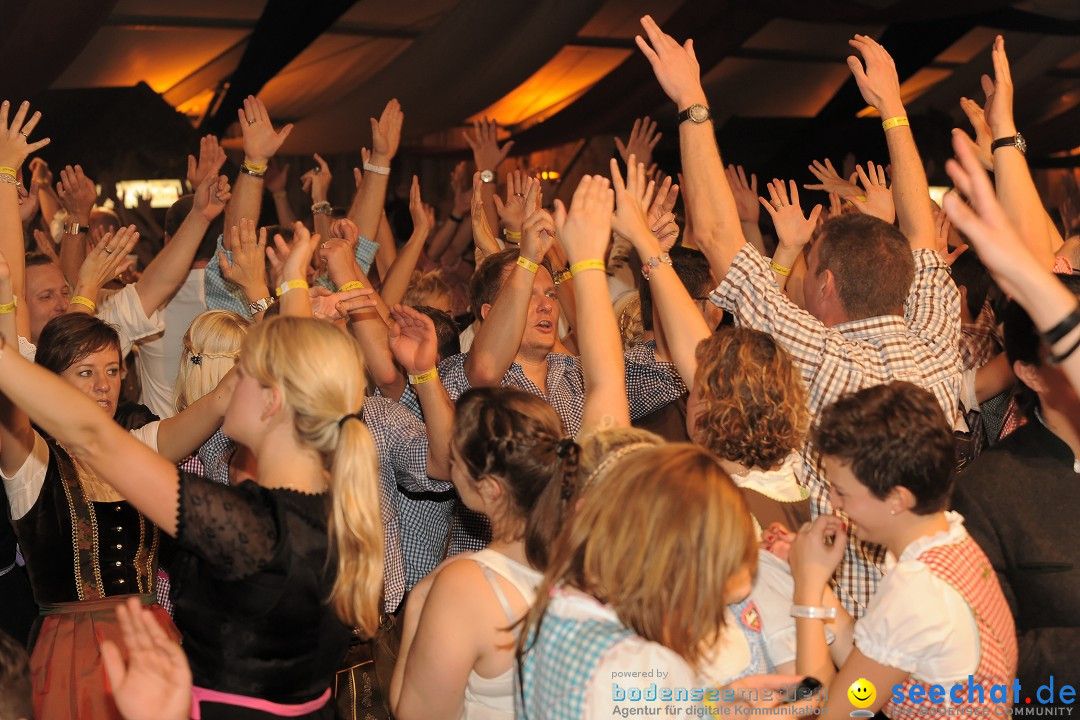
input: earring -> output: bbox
[889,509,897,515]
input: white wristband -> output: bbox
[790,605,837,620]
[363,161,390,176]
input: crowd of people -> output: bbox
[0,13,1076,720]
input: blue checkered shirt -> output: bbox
[436,340,686,437]
[710,244,962,618]
[205,233,379,318]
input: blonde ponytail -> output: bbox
[330,417,383,635]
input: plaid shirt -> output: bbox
[960,299,1002,372]
[205,233,379,318]
[711,244,962,617]
[362,395,451,612]
[436,341,686,437]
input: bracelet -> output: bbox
[881,116,909,131]
[1040,304,1080,346]
[276,278,309,297]
[504,229,522,241]
[552,268,572,286]
[65,222,89,235]
[240,163,266,178]
[516,255,539,274]
[448,212,464,223]
[311,201,332,216]
[338,280,365,292]
[640,252,673,280]
[408,368,439,385]
[363,161,390,176]
[1050,332,1080,366]
[0,175,22,189]
[770,260,792,277]
[569,259,605,277]
[0,166,16,178]
[790,605,837,620]
[70,295,97,312]
[0,297,15,314]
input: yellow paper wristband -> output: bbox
[516,255,539,274]
[338,280,364,292]
[276,279,309,297]
[569,259,606,277]
[408,368,439,385]
[242,160,268,173]
[70,295,97,312]
[770,260,792,277]
[0,297,15,314]
[504,230,522,240]
[881,116,909,131]
[0,167,16,178]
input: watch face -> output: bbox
[1016,134,1027,154]
[480,169,495,183]
[689,105,709,123]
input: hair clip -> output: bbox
[190,354,202,365]
[555,438,576,458]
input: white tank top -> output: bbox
[460,549,542,719]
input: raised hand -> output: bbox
[851,161,895,223]
[101,597,191,720]
[827,192,843,220]
[76,225,141,296]
[186,134,226,189]
[558,174,615,265]
[634,15,706,108]
[470,171,499,253]
[647,175,681,251]
[300,153,332,202]
[463,116,513,172]
[264,159,290,194]
[408,176,434,241]
[276,222,317,286]
[804,158,860,198]
[238,95,293,164]
[388,304,439,374]
[959,97,994,171]
[847,34,904,117]
[56,164,97,222]
[218,219,269,297]
[615,116,662,169]
[520,180,555,263]
[370,99,404,163]
[19,178,40,223]
[0,101,49,170]
[29,157,52,188]
[309,284,368,322]
[934,204,967,266]
[759,179,822,250]
[492,170,538,235]
[726,164,759,224]
[788,515,847,594]
[192,173,231,222]
[610,156,660,253]
[982,35,1015,138]
[330,217,360,251]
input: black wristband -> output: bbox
[1050,331,1080,366]
[1041,304,1080,346]
[449,213,464,223]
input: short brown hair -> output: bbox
[468,249,518,323]
[692,326,809,469]
[453,387,578,570]
[36,313,121,375]
[0,630,31,720]
[812,381,954,514]
[402,269,451,308]
[520,444,756,670]
[814,214,914,320]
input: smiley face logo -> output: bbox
[848,678,876,709]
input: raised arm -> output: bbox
[464,117,513,237]
[69,226,142,313]
[135,173,229,315]
[760,179,822,292]
[55,164,97,286]
[387,304,454,478]
[348,100,403,249]
[846,34,935,251]
[266,222,316,319]
[300,153,333,242]
[263,160,297,226]
[636,15,746,281]
[224,96,293,239]
[427,162,471,262]
[726,164,767,256]
[557,174,630,432]
[381,177,434,307]
[218,219,272,320]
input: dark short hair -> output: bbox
[640,246,712,331]
[468,249,518,324]
[0,629,31,720]
[950,252,993,320]
[36,313,122,375]
[813,214,914,320]
[165,194,225,263]
[812,381,954,514]
[413,305,460,362]
[24,252,56,269]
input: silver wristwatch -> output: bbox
[248,296,276,315]
[480,169,495,183]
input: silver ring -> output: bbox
[104,247,114,254]
[514,193,525,198]
[773,202,782,209]
[18,131,26,138]
[247,119,256,126]
[313,167,322,174]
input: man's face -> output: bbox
[521,268,559,357]
[26,263,70,342]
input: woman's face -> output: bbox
[60,348,122,417]
[822,456,894,545]
[448,442,485,514]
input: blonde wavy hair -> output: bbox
[577,426,663,491]
[692,326,809,470]
[402,269,451,309]
[174,310,249,412]
[239,317,383,636]
[519,444,756,670]
[613,291,645,350]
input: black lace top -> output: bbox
[170,472,351,704]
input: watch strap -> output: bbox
[991,134,1023,153]
[677,104,711,124]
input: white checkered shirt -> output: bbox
[710,244,962,617]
